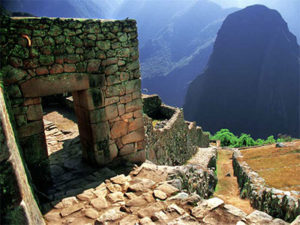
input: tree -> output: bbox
[212,129,238,147]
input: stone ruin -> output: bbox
[1,16,145,168]
[0,16,145,223]
[1,15,299,225]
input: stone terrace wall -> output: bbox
[0,16,146,171]
[233,149,300,222]
[0,86,45,225]
[143,94,209,165]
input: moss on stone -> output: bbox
[19,133,47,165]
[33,29,46,37]
[48,25,62,36]
[89,74,105,88]
[4,206,28,225]
[11,45,29,59]
[32,37,44,47]
[39,55,54,66]
[90,88,103,107]
[97,140,109,158]
[55,35,65,44]
[0,161,21,222]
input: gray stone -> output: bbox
[167,204,186,215]
[246,210,273,224]
[272,218,289,225]
[168,179,182,190]
[291,215,300,225]
[224,204,247,218]
[276,142,285,148]
[168,192,189,201]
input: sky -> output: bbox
[210,0,300,42]
[209,0,298,8]
[1,0,299,42]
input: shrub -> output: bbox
[235,133,256,147]
[277,134,293,142]
[211,129,238,147]
[211,129,294,148]
[255,138,264,146]
[264,135,276,144]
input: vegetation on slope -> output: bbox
[211,128,293,148]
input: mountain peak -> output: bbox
[184,5,300,139]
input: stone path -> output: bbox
[40,107,134,213]
[44,162,291,225]
[214,149,254,214]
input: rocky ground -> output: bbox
[41,108,300,224]
[41,106,134,213]
[44,162,295,225]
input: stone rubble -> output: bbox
[44,161,297,225]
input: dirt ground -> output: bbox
[214,149,254,214]
[43,104,79,155]
[240,141,300,191]
[43,104,78,133]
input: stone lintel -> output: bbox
[21,73,90,97]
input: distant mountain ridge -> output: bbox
[209,0,300,42]
[1,0,123,18]
[134,0,237,106]
[2,0,299,109]
[184,5,300,139]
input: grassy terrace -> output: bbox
[240,141,300,192]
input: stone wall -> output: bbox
[233,149,300,222]
[143,94,209,166]
[0,86,45,225]
[0,16,146,172]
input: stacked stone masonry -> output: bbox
[143,94,209,165]
[233,149,300,222]
[0,86,45,225]
[0,16,146,171]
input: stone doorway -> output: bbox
[2,17,146,173]
[39,95,120,213]
[42,96,79,156]
[17,73,109,209]
[19,73,99,169]
[1,15,146,221]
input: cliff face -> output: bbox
[139,0,237,107]
[184,5,300,139]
